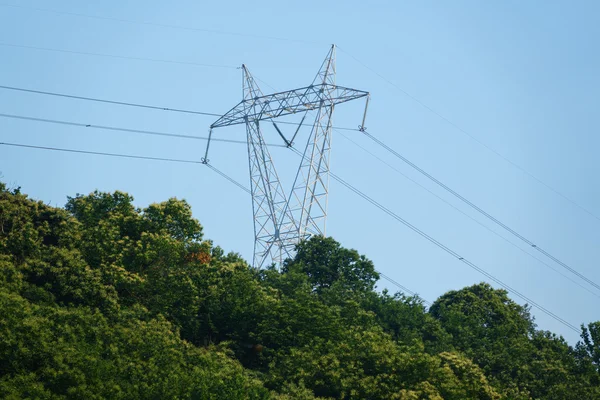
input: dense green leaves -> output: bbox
[429,283,600,398]
[282,236,379,293]
[0,290,269,399]
[1,184,598,399]
[580,322,600,369]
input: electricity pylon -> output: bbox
[203,45,369,268]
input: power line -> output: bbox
[0,3,321,45]
[0,112,287,148]
[1,139,578,332]
[314,155,579,333]
[336,46,600,224]
[361,130,600,294]
[298,148,580,332]
[335,129,600,300]
[0,141,247,192]
[378,272,431,306]
[0,141,202,164]
[0,85,221,116]
[0,42,238,69]
[0,85,361,132]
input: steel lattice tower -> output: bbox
[203,45,369,268]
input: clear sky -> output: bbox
[1,0,598,343]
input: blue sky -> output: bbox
[1,0,598,343]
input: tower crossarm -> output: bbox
[210,84,368,129]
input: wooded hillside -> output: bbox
[1,183,598,399]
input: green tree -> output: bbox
[579,322,600,369]
[429,283,535,395]
[282,236,379,294]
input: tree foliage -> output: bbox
[1,184,598,399]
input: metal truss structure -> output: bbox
[203,45,369,268]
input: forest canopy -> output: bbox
[1,182,598,399]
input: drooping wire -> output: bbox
[287,147,579,333]
[336,46,600,224]
[0,42,238,69]
[3,139,580,331]
[0,112,287,147]
[360,130,600,294]
[0,142,250,192]
[335,129,600,300]
[0,85,221,116]
[0,141,202,164]
[379,272,431,306]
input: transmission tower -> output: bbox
[203,45,369,268]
